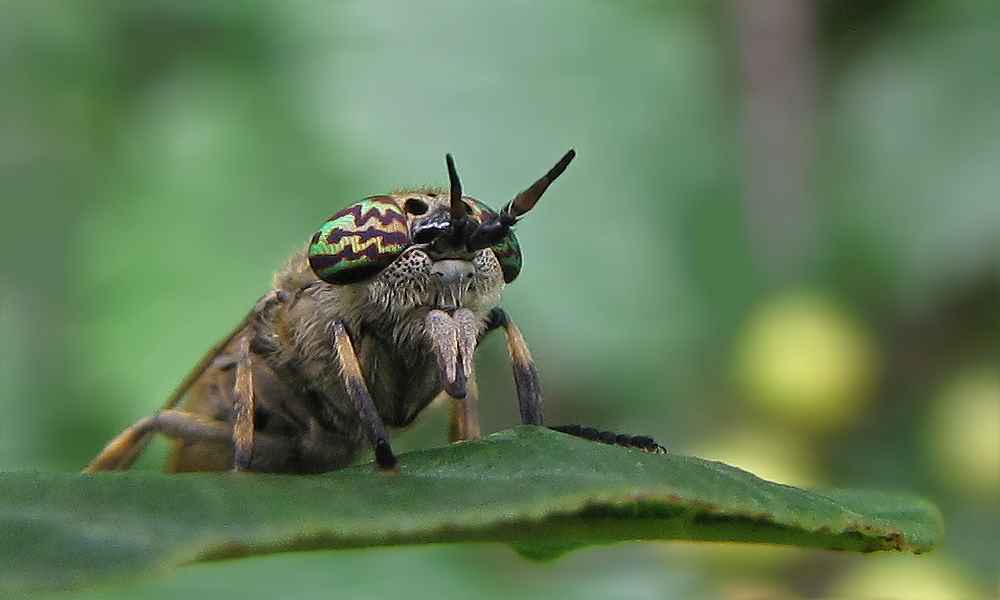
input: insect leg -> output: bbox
[83,288,289,473]
[331,320,397,470]
[482,312,665,455]
[232,288,290,471]
[231,335,255,471]
[485,307,543,425]
[233,288,289,471]
[449,370,482,442]
[86,409,298,472]
[84,410,233,472]
[549,424,667,454]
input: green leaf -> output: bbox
[1,426,942,595]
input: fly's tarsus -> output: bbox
[550,424,667,454]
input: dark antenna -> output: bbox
[445,153,466,222]
[504,148,576,218]
[466,149,576,250]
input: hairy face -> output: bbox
[352,190,511,321]
[366,246,505,319]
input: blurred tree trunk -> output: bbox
[732,0,819,283]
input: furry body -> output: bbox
[170,191,505,472]
[82,150,668,475]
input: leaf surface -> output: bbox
[1,426,942,594]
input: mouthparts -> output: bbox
[425,308,478,398]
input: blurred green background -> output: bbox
[2,1,997,598]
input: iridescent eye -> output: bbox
[491,231,522,283]
[308,196,410,284]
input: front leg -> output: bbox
[486,308,542,425]
[331,320,397,470]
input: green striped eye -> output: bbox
[307,196,410,284]
[489,231,522,283]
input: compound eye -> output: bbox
[491,232,522,283]
[308,197,410,284]
[404,198,428,215]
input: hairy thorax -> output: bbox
[254,244,505,439]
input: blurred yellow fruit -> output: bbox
[734,292,878,431]
[689,428,823,488]
[925,368,1000,498]
[829,553,983,600]
[664,541,802,574]
[718,580,799,600]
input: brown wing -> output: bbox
[162,311,254,412]
[108,311,255,471]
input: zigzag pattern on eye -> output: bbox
[310,234,407,269]
[324,227,408,247]
[309,197,409,267]
[338,234,407,259]
[336,197,408,228]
